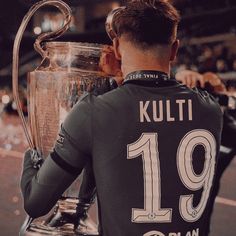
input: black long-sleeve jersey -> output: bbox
[21,70,223,236]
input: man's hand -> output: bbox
[100,45,123,85]
[22,149,43,171]
[202,72,227,93]
[176,70,227,93]
[21,150,39,201]
[175,70,205,88]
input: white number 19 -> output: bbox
[127,130,216,223]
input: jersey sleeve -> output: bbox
[20,94,94,218]
[21,150,80,218]
[194,88,223,114]
[54,93,94,169]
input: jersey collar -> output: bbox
[123,70,177,87]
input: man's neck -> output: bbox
[121,49,170,78]
[122,63,170,78]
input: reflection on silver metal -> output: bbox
[75,216,99,236]
[24,198,99,236]
[28,42,108,157]
[105,6,126,40]
[12,0,72,150]
[20,41,107,235]
[13,1,110,235]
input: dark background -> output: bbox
[0,0,236,86]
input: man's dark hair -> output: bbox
[113,0,180,48]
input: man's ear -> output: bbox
[113,38,122,60]
[170,39,179,61]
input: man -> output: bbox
[21,1,223,235]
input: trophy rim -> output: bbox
[45,41,105,51]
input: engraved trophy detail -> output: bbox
[12,0,111,235]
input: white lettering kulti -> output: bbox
[139,99,193,122]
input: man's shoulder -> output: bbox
[72,92,98,112]
[77,92,96,104]
[77,86,125,103]
[191,87,223,118]
[65,93,95,126]
[69,88,125,118]
[192,87,220,105]
[81,87,127,108]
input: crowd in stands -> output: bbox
[171,41,236,91]
[173,43,236,74]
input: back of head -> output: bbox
[111,0,180,50]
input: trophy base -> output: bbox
[21,198,99,236]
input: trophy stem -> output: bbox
[19,216,34,236]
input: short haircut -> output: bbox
[112,0,180,49]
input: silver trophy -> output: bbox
[12,0,111,235]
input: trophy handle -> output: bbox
[34,0,72,58]
[12,0,72,149]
